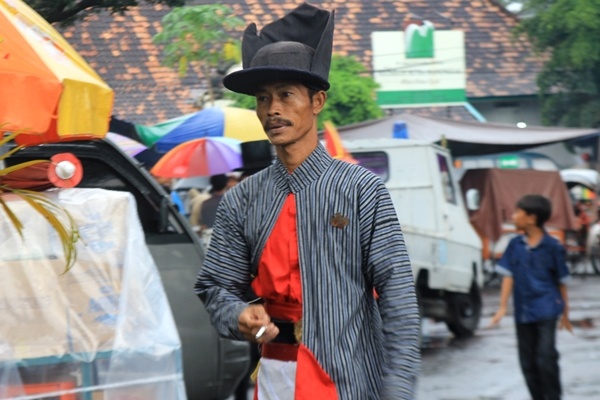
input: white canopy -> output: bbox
[560,168,600,191]
[336,114,599,156]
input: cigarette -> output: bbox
[255,325,267,340]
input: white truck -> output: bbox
[344,138,484,337]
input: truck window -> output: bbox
[350,151,389,182]
[531,158,558,171]
[437,153,457,204]
[462,158,494,169]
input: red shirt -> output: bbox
[250,194,337,399]
[251,194,302,321]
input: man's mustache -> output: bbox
[264,118,293,130]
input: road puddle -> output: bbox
[421,334,451,349]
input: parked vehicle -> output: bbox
[460,168,579,279]
[344,139,483,337]
[561,168,600,275]
[453,151,559,181]
[5,139,249,400]
[585,226,600,274]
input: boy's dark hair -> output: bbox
[516,194,552,227]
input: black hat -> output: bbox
[209,174,229,193]
[235,140,273,173]
[223,3,335,95]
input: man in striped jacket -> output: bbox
[194,3,421,399]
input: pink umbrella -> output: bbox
[105,132,148,157]
[150,137,242,178]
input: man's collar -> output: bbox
[273,143,333,193]
[519,230,554,248]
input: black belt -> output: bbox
[271,319,298,344]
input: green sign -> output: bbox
[371,25,466,107]
[377,89,465,106]
[498,155,520,169]
[406,21,434,58]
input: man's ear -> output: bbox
[312,90,327,115]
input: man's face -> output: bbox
[226,176,238,189]
[254,81,325,147]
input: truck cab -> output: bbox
[344,138,483,337]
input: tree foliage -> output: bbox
[153,5,244,106]
[319,55,383,128]
[517,0,600,127]
[226,54,383,129]
[25,0,184,25]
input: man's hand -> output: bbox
[238,304,279,343]
[559,312,573,333]
[488,307,507,328]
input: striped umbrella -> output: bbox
[136,107,267,152]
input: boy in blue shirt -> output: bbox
[489,194,573,400]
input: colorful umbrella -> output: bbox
[0,0,114,144]
[150,137,242,178]
[105,132,148,157]
[136,107,267,152]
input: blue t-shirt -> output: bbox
[170,191,186,215]
[496,233,570,324]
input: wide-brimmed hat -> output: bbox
[234,140,273,174]
[223,3,334,95]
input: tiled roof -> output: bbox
[61,4,204,125]
[61,0,541,125]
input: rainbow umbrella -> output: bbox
[150,137,242,178]
[136,107,267,152]
[0,0,113,144]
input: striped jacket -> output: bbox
[195,144,421,399]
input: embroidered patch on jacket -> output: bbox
[330,213,349,229]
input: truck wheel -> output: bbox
[445,283,482,338]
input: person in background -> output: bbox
[489,194,573,400]
[195,4,420,399]
[231,139,273,400]
[199,174,237,231]
[156,176,186,215]
[236,140,274,181]
[574,200,591,250]
[188,187,211,232]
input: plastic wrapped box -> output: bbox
[0,188,186,400]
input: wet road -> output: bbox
[233,274,600,400]
[418,273,600,400]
